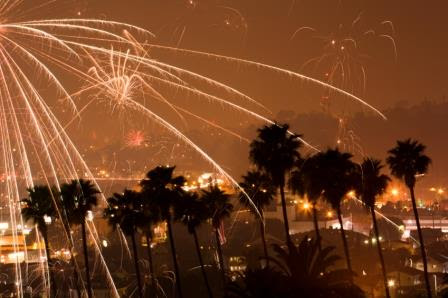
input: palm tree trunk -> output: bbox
[279,185,292,244]
[42,230,57,298]
[59,209,81,296]
[167,219,183,298]
[214,229,226,289]
[259,211,269,265]
[131,232,143,298]
[70,256,82,298]
[370,206,391,298]
[336,207,352,273]
[410,187,432,298]
[192,229,213,298]
[80,221,93,298]
[312,202,322,251]
[145,232,157,295]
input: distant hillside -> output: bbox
[275,100,448,189]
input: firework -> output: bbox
[125,130,147,148]
[162,0,248,46]
[292,12,396,96]
[0,1,387,296]
[291,12,395,153]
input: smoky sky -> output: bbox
[84,0,448,111]
[55,1,447,191]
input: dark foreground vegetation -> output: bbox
[17,122,445,298]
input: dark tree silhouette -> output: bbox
[59,179,99,298]
[227,267,286,298]
[104,189,144,298]
[387,139,432,298]
[239,170,276,262]
[140,166,186,298]
[136,194,162,294]
[21,185,58,297]
[202,185,233,288]
[227,237,365,298]
[359,158,391,298]
[313,148,358,273]
[175,191,213,298]
[249,123,302,244]
[289,155,324,250]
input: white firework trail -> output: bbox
[0,1,387,296]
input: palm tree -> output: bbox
[140,166,186,298]
[239,170,276,262]
[313,148,358,273]
[289,155,324,250]
[359,158,391,298]
[59,179,99,298]
[387,139,432,298]
[21,185,58,297]
[104,189,144,298]
[227,237,364,298]
[175,192,213,298]
[202,184,234,287]
[136,197,161,293]
[249,123,302,244]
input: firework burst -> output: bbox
[291,11,396,154]
[125,130,147,148]
[0,1,387,296]
[162,0,248,47]
[292,12,396,96]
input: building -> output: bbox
[0,223,44,264]
[407,254,448,273]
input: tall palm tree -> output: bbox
[140,166,186,298]
[104,189,144,298]
[359,158,391,298]
[136,197,161,294]
[387,139,432,298]
[249,123,302,244]
[59,179,99,298]
[202,184,234,286]
[289,155,324,250]
[313,148,358,273]
[175,192,213,298]
[21,185,58,297]
[239,170,276,262]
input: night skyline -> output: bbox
[0,1,446,297]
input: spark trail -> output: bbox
[0,1,386,296]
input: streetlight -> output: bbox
[391,188,399,197]
[302,202,310,210]
[43,215,52,224]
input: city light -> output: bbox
[43,216,52,225]
[303,202,311,210]
[0,222,9,230]
[86,211,94,221]
[430,187,445,195]
[0,1,438,297]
